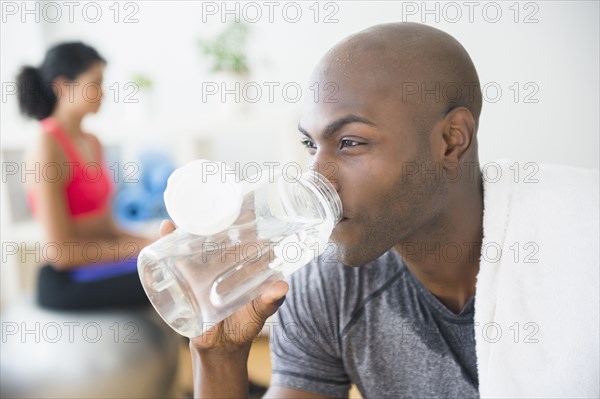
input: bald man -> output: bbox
[167,22,598,398]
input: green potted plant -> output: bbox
[130,73,154,120]
[198,22,250,76]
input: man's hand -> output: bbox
[159,221,334,399]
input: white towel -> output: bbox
[475,159,599,398]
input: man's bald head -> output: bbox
[311,22,482,138]
[299,23,484,267]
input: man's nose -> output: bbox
[309,154,341,192]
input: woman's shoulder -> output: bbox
[28,127,63,163]
[23,128,70,186]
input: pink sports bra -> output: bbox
[28,117,112,218]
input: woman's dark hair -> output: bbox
[16,42,105,120]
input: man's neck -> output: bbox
[394,180,484,314]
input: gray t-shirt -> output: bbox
[270,248,479,398]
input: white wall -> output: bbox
[2,1,598,169]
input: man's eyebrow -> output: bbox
[298,124,311,138]
[298,115,376,139]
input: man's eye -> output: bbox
[300,139,316,150]
[341,139,362,148]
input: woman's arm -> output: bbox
[32,132,154,270]
[85,132,159,242]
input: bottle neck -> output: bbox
[300,171,343,224]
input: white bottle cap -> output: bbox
[164,160,242,236]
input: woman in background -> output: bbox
[18,42,153,310]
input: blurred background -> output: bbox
[1,1,598,398]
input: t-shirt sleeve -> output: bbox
[269,257,351,397]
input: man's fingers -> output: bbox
[253,280,289,320]
[159,219,176,237]
[245,281,288,340]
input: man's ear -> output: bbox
[440,107,476,163]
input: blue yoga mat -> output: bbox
[69,261,138,283]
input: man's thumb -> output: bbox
[255,280,289,319]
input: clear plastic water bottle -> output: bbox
[137,160,342,337]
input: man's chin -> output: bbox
[330,234,393,267]
[333,244,374,268]
[329,220,388,266]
